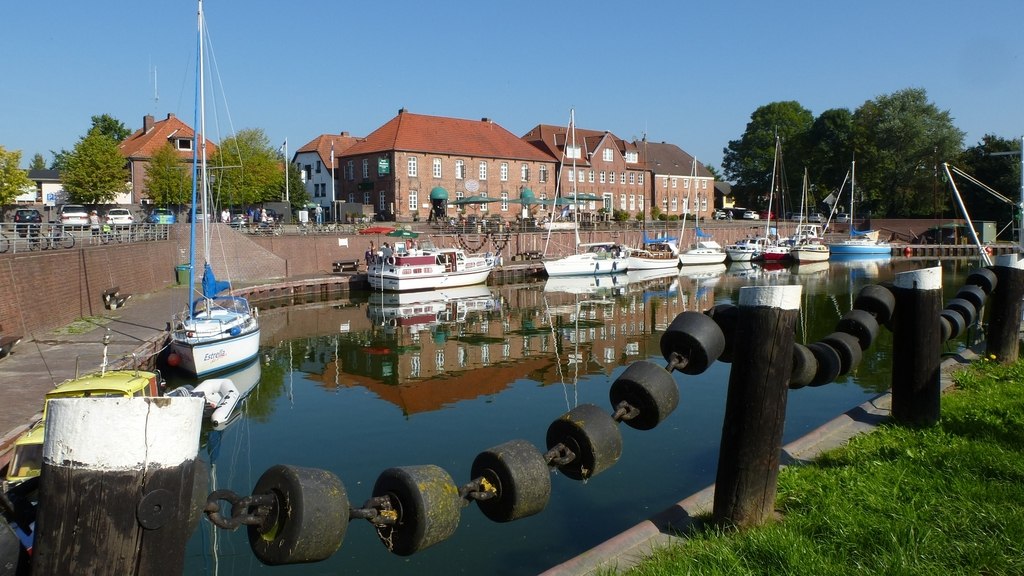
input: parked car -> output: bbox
[58,204,89,228]
[758,210,775,220]
[713,210,728,220]
[145,207,176,224]
[105,208,134,227]
[13,208,42,237]
[807,212,825,223]
[836,213,850,223]
[742,210,760,220]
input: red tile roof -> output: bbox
[342,110,556,162]
[118,113,216,160]
[296,133,364,167]
[522,123,629,168]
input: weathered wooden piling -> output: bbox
[890,266,943,427]
[32,396,204,575]
[986,255,1024,363]
[713,284,802,529]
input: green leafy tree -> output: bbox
[62,129,127,203]
[805,108,855,202]
[0,146,33,205]
[209,128,281,207]
[29,153,47,171]
[852,88,965,217]
[954,135,1021,236]
[145,143,192,206]
[285,161,309,212]
[90,114,131,142]
[721,101,814,207]
[49,113,130,173]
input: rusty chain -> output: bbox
[204,489,276,531]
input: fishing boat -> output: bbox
[367,239,495,291]
[168,0,260,377]
[828,161,892,256]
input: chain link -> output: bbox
[665,351,690,373]
[204,489,276,531]
[544,443,576,467]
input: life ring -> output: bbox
[386,256,396,265]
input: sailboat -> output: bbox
[827,160,892,257]
[758,136,792,262]
[677,157,726,266]
[725,135,784,262]
[791,168,830,262]
[543,109,630,277]
[167,0,261,378]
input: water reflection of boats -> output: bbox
[626,267,680,285]
[829,254,893,279]
[676,262,727,280]
[727,261,758,277]
[367,285,498,328]
[791,261,830,276]
[543,273,630,295]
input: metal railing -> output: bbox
[0,222,170,253]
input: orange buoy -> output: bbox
[167,353,180,367]
[903,246,912,257]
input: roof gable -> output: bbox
[343,110,555,162]
[296,133,364,166]
[637,141,712,178]
[118,113,216,160]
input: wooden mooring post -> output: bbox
[986,254,1024,363]
[32,396,204,575]
[713,284,802,529]
[890,266,943,427]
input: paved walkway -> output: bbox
[0,285,186,456]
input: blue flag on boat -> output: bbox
[201,263,231,298]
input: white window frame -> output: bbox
[602,148,613,162]
[408,190,418,211]
[433,158,442,178]
[407,156,417,177]
[539,165,548,183]
[520,163,529,182]
[455,160,465,180]
[500,162,509,181]
[478,161,487,180]
[362,159,369,179]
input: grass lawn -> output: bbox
[624,358,1024,575]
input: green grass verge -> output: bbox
[51,316,111,335]
[625,358,1024,575]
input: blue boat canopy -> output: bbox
[202,263,231,299]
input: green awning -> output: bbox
[430,187,449,200]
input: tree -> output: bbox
[90,114,131,142]
[721,101,814,207]
[852,88,965,217]
[29,153,47,171]
[0,146,33,205]
[145,143,192,206]
[50,114,130,173]
[209,128,282,207]
[804,108,855,204]
[284,161,309,211]
[953,135,1020,235]
[62,129,127,203]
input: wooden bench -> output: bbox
[102,287,132,310]
[332,259,360,273]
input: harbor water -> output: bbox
[178,256,979,575]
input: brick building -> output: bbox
[119,113,214,205]
[336,109,558,223]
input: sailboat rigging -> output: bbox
[167,0,261,377]
[827,160,892,257]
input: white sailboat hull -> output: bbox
[544,253,629,276]
[170,326,260,378]
[792,243,831,262]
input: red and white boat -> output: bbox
[368,240,495,292]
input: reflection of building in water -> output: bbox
[269,270,725,415]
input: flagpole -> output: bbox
[331,140,336,222]
[282,138,289,203]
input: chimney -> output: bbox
[398,108,407,114]
[143,115,155,133]
[340,131,349,137]
[481,117,492,123]
[166,113,175,120]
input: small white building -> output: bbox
[293,132,363,220]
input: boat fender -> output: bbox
[228,326,241,336]
[903,246,912,257]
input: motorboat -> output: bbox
[367,239,495,291]
[679,239,728,266]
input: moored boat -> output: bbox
[679,239,728,265]
[627,235,679,270]
[367,239,495,291]
[543,242,630,277]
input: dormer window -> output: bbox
[566,145,581,160]
[176,138,193,151]
[625,151,638,163]
[602,149,613,162]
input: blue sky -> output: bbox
[4,1,1022,174]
